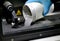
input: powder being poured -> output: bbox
[24,17,33,26]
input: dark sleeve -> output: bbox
[51,0,60,3]
[51,0,60,12]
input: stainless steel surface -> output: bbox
[30,35,60,41]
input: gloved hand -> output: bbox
[25,0,52,16]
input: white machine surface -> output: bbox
[30,35,60,41]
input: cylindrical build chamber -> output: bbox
[23,2,54,26]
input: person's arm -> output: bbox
[42,0,52,16]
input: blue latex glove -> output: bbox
[26,0,52,16]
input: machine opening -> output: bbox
[23,5,32,16]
